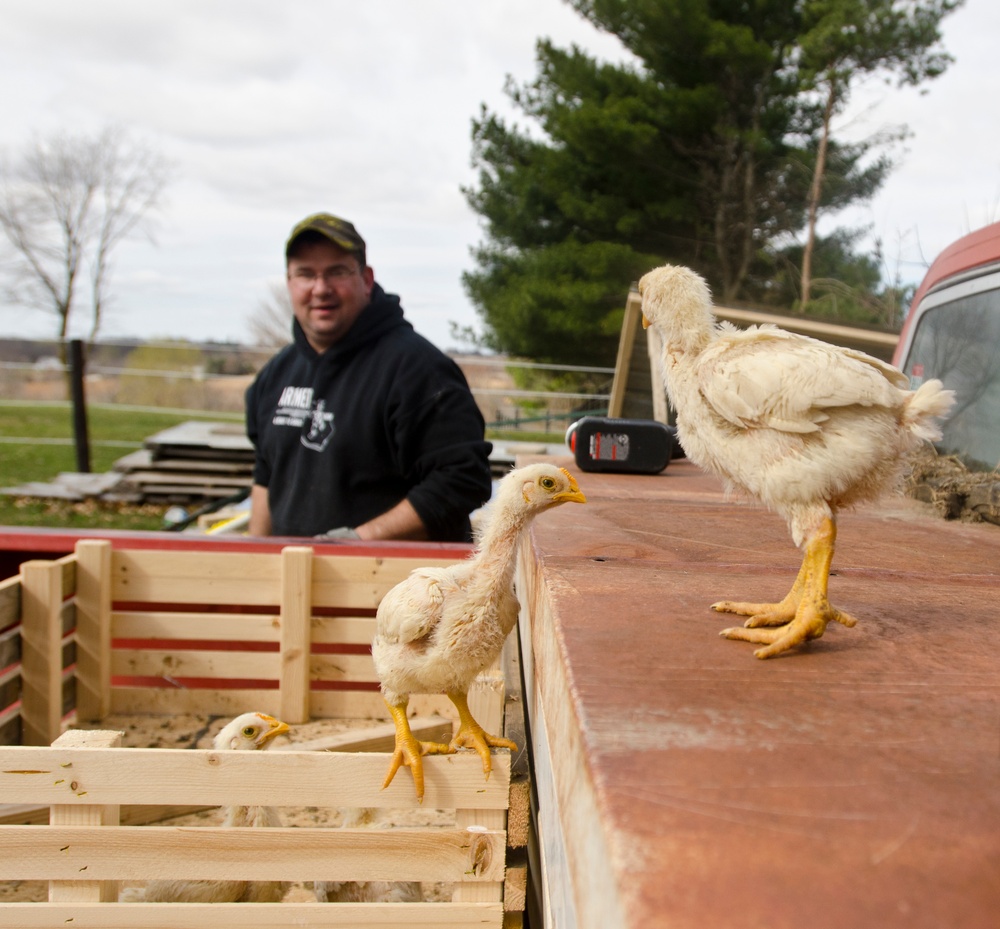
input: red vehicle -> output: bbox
[893,220,1000,472]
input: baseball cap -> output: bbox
[285,212,367,264]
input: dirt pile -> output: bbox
[907,447,1000,526]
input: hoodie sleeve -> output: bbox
[388,358,493,542]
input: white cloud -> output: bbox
[0,0,996,349]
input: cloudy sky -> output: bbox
[1,0,997,351]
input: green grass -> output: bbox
[0,402,564,531]
[0,401,243,530]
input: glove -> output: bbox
[314,526,361,540]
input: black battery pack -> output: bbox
[566,417,677,474]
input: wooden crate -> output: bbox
[10,539,505,741]
[0,539,529,927]
[0,727,511,927]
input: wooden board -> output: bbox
[0,902,505,928]
[518,456,1000,929]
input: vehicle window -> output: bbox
[901,287,1000,472]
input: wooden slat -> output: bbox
[0,825,507,883]
[110,550,283,606]
[114,612,375,646]
[0,624,20,673]
[0,719,454,828]
[122,470,253,487]
[75,540,113,721]
[53,553,77,600]
[501,631,531,850]
[310,613,376,645]
[279,546,312,723]
[0,702,21,745]
[645,318,669,423]
[109,686,282,718]
[59,595,75,638]
[311,690,456,721]
[0,802,211,827]
[608,288,643,418]
[503,848,529,914]
[113,610,281,642]
[0,746,510,809]
[19,560,64,745]
[0,665,19,704]
[113,448,253,474]
[311,554,460,609]
[110,647,280,680]
[0,901,504,928]
[107,550,460,610]
[0,575,21,634]
[272,716,453,753]
[309,652,376,682]
[453,808,506,904]
[467,660,505,740]
[48,728,122,903]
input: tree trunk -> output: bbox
[801,81,837,307]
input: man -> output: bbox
[245,212,493,542]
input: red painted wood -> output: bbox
[527,457,1000,929]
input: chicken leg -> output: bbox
[713,517,857,659]
[382,691,517,802]
[446,690,517,780]
[382,699,453,803]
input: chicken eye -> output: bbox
[540,477,556,490]
[242,726,257,738]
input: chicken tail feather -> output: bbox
[903,378,956,442]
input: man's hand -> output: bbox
[314,526,361,540]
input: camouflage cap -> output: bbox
[285,212,366,264]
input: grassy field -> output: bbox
[0,401,244,530]
[0,401,566,531]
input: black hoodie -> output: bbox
[245,284,492,541]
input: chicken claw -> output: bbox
[714,517,857,659]
[448,691,516,779]
[719,599,856,659]
[383,700,452,803]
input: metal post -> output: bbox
[69,339,91,473]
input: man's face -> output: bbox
[286,239,375,352]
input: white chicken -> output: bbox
[373,463,587,800]
[314,807,423,903]
[121,712,290,903]
[638,263,955,659]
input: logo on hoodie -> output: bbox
[273,386,335,452]
[301,399,335,451]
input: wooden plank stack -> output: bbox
[109,421,255,503]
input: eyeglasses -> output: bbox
[288,265,359,287]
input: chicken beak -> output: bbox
[641,313,651,330]
[553,470,587,505]
[258,715,290,745]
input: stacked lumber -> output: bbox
[110,420,254,504]
[0,421,254,506]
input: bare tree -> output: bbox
[0,126,171,360]
[250,280,293,348]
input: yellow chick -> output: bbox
[121,712,290,903]
[373,463,586,800]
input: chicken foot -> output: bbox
[713,517,857,658]
[447,690,517,780]
[382,699,453,803]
